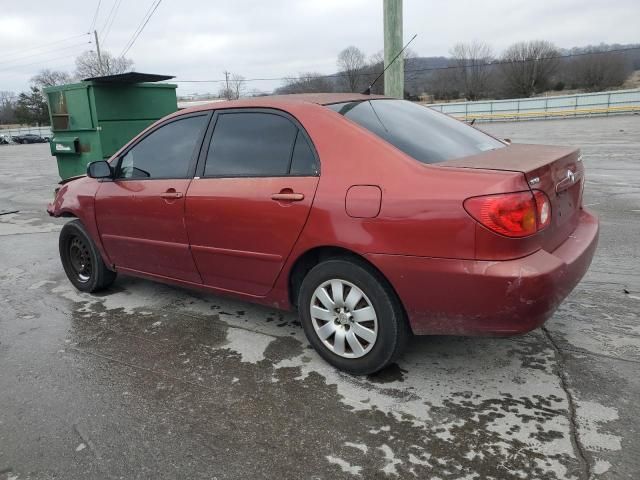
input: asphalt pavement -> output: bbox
[0,114,638,479]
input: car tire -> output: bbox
[59,219,116,293]
[298,258,409,375]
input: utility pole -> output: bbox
[383,0,404,98]
[94,30,103,75]
[223,71,230,100]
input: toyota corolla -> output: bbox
[48,93,599,374]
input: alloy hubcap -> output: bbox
[310,279,378,359]
[69,236,92,283]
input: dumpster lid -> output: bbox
[83,72,175,84]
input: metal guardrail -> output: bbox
[427,88,640,122]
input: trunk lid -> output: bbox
[443,144,584,252]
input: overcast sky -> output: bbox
[2,0,639,96]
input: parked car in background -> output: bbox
[12,133,49,144]
[0,135,10,145]
[47,93,599,375]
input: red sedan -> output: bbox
[48,93,598,374]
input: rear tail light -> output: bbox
[464,190,551,238]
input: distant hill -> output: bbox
[274,42,640,98]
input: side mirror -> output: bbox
[504,138,512,145]
[87,160,112,179]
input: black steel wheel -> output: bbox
[59,219,116,292]
[68,235,93,283]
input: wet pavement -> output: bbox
[1,115,639,479]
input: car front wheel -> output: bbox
[59,220,116,292]
[298,258,409,375]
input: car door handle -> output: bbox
[160,191,183,199]
[271,192,304,201]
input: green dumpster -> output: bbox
[44,72,177,180]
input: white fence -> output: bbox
[427,88,640,122]
[0,126,52,139]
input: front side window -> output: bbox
[204,112,313,177]
[118,115,208,179]
[327,100,504,164]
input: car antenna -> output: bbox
[363,34,417,95]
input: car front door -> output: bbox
[185,109,320,296]
[95,112,211,283]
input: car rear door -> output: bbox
[185,109,320,296]
[95,112,211,283]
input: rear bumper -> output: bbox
[366,209,599,336]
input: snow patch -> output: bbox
[224,328,273,364]
[344,441,368,454]
[325,455,362,476]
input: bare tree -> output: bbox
[364,49,418,96]
[75,50,134,79]
[449,41,494,100]
[0,91,17,124]
[230,74,246,99]
[500,40,560,97]
[568,50,630,91]
[276,73,334,94]
[400,48,422,97]
[363,53,385,94]
[30,69,74,89]
[337,46,366,92]
[427,68,460,100]
[219,73,246,100]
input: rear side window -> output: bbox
[118,115,208,179]
[290,132,318,176]
[327,100,504,164]
[205,112,299,177]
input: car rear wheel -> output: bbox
[59,219,116,292]
[298,258,409,375]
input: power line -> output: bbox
[100,0,119,33]
[101,0,123,46]
[0,42,92,67]
[0,49,89,74]
[119,0,163,58]
[0,33,90,61]
[89,0,102,32]
[174,45,640,85]
[118,0,157,57]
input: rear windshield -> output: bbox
[327,99,504,164]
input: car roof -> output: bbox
[176,92,389,116]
